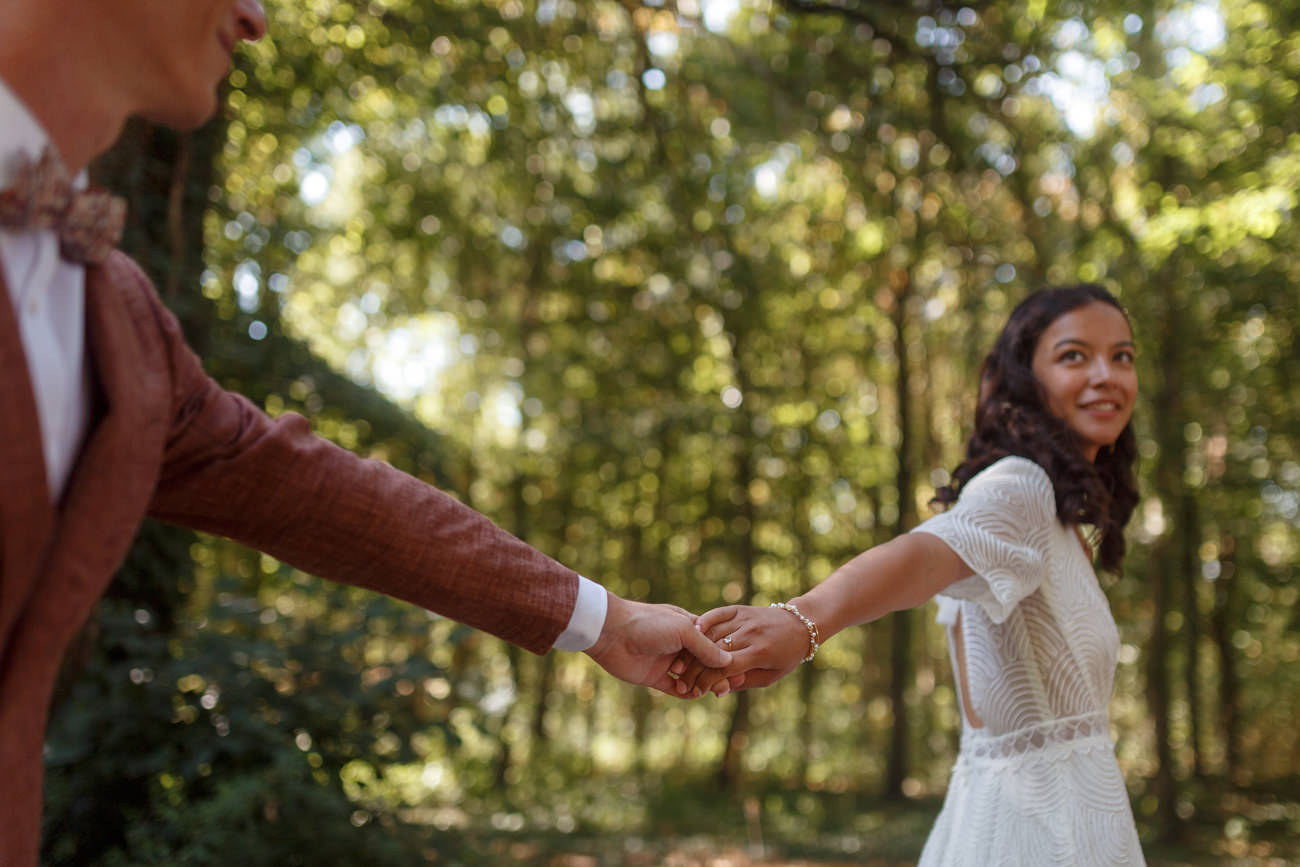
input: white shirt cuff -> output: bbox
[551,575,607,652]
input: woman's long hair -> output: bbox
[932,285,1139,572]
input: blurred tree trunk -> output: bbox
[713,279,761,790]
[794,486,816,787]
[634,424,675,773]
[1210,530,1241,781]
[793,347,817,787]
[860,466,885,777]
[532,477,578,754]
[493,643,521,789]
[796,650,816,785]
[530,652,555,744]
[493,469,532,787]
[447,459,483,692]
[628,520,654,773]
[884,269,915,800]
[1179,494,1205,778]
[493,261,551,785]
[1146,274,1185,840]
[717,443,757,789]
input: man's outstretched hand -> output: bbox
[584,593,737,696]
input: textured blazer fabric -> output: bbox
[0,252,579,866]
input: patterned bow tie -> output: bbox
[0,147,126,265]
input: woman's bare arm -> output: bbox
[678,532,973,695]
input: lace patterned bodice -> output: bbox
[909,456,1145,866]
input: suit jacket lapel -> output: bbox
[2,257,168,649]
[37,258,166,623]
[67,259,158,504]
[0,268,55,650]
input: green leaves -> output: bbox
[50,0,1300,859]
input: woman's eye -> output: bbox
[1115,350,1135,364]
[1060,349,1084,362]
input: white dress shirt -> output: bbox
[0,78,92,501]
[551,576,606,651]
[0,76,605,651]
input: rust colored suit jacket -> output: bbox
[0,253,579,865]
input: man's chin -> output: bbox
[138,91,220,132]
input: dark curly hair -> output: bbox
[932,285,1139,573]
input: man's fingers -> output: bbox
[649,666,694,696]
[671,643,717,694]
[678,617,732,668]
[720,646,764,677]
[710,670,745,696]
[680,644,743,693]
[676,644,766,695]
[675,652,712,693]
[732,667,785,690]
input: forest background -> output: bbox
[40,0,1299,864]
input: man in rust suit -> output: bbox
[0,0,734,862]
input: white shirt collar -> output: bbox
[0,76,87,190]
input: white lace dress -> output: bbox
[910,456,1145,866]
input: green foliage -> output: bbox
[44,0,1300,861]
[42,523,444,865]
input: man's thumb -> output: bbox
[682,622,731,667]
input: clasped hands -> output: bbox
[583,593,813,699]
[673,603,815,697]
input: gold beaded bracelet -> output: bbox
[770,602,820,663]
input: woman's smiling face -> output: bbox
[1030,301,1137,462]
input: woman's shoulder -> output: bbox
[957,456,1056,519]
[968,455,1051,486]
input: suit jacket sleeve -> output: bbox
[141,287,578,655]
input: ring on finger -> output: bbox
[722,635,733,648]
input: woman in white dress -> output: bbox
[679,285,1147,866]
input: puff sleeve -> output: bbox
[910,456,1058,625]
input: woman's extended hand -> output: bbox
[673,604,812,696]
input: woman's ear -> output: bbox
[978,366,995,403]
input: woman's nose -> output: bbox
[1088,357,1116,383]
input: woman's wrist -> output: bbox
[770,601,820,663]
[789,593,838,645]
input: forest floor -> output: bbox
[411,780,1300,866]
[434,836,1297,867]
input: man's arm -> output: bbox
[129,265,728,681]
